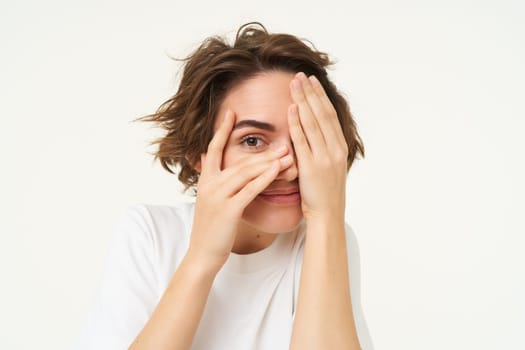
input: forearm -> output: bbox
[290,217,361,350]
[129,252,219,350]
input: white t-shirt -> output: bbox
[73,201,373,349]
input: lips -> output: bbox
[258,187,301,204]
[260,187,299,196]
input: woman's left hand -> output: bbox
[288,72,349,223]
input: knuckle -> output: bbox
[334,153,346,165]
[336,146,347,158]
[328,107,338,118]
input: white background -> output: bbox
[1,0,524,349]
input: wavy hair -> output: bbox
[135,22,365,193]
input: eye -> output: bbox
[240,135,266,150]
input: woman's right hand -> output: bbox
[186,109,293,272]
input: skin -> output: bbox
[204,70,303,254]
[129,70,360,349]
[287,72,360,349]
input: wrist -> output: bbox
[305,213,346,239]
[305,211,345,227]
[183,247,226,277]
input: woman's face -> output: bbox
[214,70,303,234]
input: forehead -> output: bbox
[215,71,295,130]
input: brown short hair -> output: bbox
[135,22,365,193]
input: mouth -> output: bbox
[258,188,301,204]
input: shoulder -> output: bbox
[117,200,195,223]
[115,200,195,235]
[112,200,196,286]
[111,200,195,257]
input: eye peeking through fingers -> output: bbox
[239,135,267,151]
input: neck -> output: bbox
[231,221,278,254]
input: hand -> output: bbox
[187,109,293,271]
[288,72,349,223]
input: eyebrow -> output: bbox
[233,119,276,132]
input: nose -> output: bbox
[275,144,298,182]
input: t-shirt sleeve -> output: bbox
[73,205,160,350]
[345,223,375,350]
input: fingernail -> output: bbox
[309,75,320,85]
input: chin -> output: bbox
[241,196,304,234]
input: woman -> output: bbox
[75,22,371,349]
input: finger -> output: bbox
[220,143,288,179]
[290,75,327,156]
[205,110,235,175]
[308,75,338,120]
[220,152,293,197]
[307,74,347,151]
[288,104,312,164]
[233,160,281,209]
[298,73,344,153]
